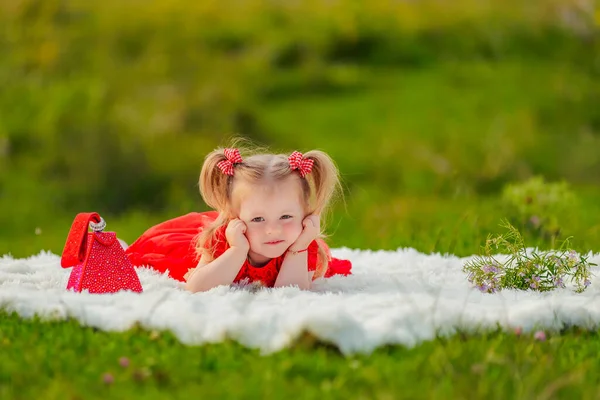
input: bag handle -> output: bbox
[60,212,103,268]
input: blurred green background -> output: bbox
[1,0,599,257]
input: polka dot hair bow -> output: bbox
[288,151,314,178]
[217,148,243,176]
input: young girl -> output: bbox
[125,145,352,292]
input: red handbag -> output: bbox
[61,212,143,294]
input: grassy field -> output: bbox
[2,312,600,400]
[2,1,600,398]
[3,191,600,399]
[4,58,600,257]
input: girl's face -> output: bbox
[236,177,305,266]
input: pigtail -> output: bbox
[194,212,228,264]
[302,150,341,218]
[195,148,238,262]
[299,150,342,279]
[199,149,234,211]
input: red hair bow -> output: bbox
[217,148,243,176]
[288,151,314,178]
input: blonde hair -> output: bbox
[195,142,341,279]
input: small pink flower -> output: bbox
[119,357,130,368]
[514,326,523,336]
[534,330,546,341]
[102,373,114,385]
[529,216,540,227]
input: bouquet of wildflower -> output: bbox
[463,220,594,293]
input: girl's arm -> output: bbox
[275,250,311,289]
[274,215,320,289]
[185,246,247,293]
[185,218,249,293]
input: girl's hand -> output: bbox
[289,214,320,251]
[225,219,250,252]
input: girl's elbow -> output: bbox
[184,267,214,293]
[184,281,199,293]
[185,280,209,293]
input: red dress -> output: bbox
[125,211,352,287]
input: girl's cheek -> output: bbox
[283,221,302,236]
[244,226,257,241]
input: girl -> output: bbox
[125,145,352,292]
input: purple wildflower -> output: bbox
[568,250,578,262]
[534,331,546,341]
[482,264,499,274]
[119,357,130,368]
[467,273,475,283]
[584,279,591,287]
[551,255,562,267]
[554,276,565,288]
[529,276,540,289]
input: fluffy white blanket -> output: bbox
[1,249,599,355]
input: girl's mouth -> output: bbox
[265,240,284,245]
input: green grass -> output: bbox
[258,60,600,195]
[2,190,600,399]
[3,57,600,399]
[5,189,600,259]
[2,312,600,399]
[1,0,598,225]
[2,3,600,396]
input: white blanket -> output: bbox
[1,249,599,355]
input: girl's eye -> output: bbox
[281,215,293,220]
[251,217,264,223]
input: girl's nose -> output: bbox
[266,222,281,235]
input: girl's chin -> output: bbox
[249,248,286,263]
